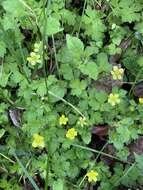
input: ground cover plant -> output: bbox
[1,0,143,189]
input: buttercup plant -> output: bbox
[111,66,124,80]
[86,170,99,183]
[33,42,42,53]
[66,128,77,140]
[1,0,143,189]
[32,134,45,148]
[108,93,121,106]
[139,97,143,104]
[27,52,41,66]
[78,117,87,127]
[59,114,68,125]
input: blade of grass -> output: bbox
[0,153,15,164]
[111,163,136,189]
[19,159,32,182]
[12,151,40,190]
[42,1,52,189]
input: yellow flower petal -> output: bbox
[86,170,99,183]
[59,114,68,125]
[27,52,41,66]
[34,42,41,52]
[32,134,45,148]
[111,66,124,80]
[139,97,143,104]
[78,117,87,127]
[108,93,120,106]
[66,128,77,140]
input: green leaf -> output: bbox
[53,179,64,190]
[0,41,6,57]
[111,0,142,23]
[2,0,25,17]
[135,153,143,169]
[61,9,76,26]
[81,131,91,144]
[11,71,23,84]
[49,84,66,102]
[79,62,99,80]
[60,64,74,80]
[0,129,5,139]
[97,53,111,73]
[107,44,121,55]
[135,22,143,34]
[70,79,87,96]
[66,34,84,59]
[137,56,143,67]
[37,83,47,97]
[82,6,106,42]
[0,73,10,87]
[66,34,84,52]
[46,17,63,36]
[2,14,16,30]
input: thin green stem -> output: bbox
[78,142,108,189]
[18,43,31,83]
[94,0,102,7]
[48,90,85,117]
[42,0,50,95]
[77,0,87,37]
[42,1,51,189]
[78,174,87,189]
[129,67,143,96]
[0,58,3,80]
[72,144,131,164]
[95,141,108,162]
[19,0,38,26]
[52,34,60,78]
[44,151,50,190]
[0,153,15,164]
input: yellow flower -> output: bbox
[139,97,143,104]
[78,117,87,127]
[59,114,68,125]
[32,134,45,148]
[111,66,124,80]
[108,93,120,106]
[86,170,99,183]
[27,52,41,66]
[66,128,77,140]
[34,42,41,52]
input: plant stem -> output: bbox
[48,90,85,117]
[0,153,15,164]
[129,67,143,96]
[44,151,50,190]
[42,1,51,189]
[72,144,132,164]
[52,34,60,78]
[77,0,87,37]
